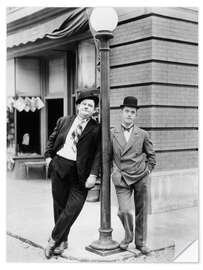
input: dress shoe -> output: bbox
[53,241,68,255]
[136,245,151,255]
[120,240,133,250]
[44,237,56,259]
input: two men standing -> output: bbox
[44,92,156,258]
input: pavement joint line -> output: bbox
[7,231,79,261]
[7,231,44,250]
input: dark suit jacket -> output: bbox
[111,125,156,187]
[44,115,101,185]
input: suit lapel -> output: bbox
[113,125,127,150]
[122,126,139,155]
[63,115,76,140]
[78,118,95,142]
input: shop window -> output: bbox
[16,58,41,96]
[16,110,40,155]
[7,108,15,156]
[77,39,96,89]
[48,56,66,95]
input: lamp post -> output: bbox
[86,8,120,256]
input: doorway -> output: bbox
[47,99,64,137]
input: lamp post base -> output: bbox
[85,245,123,257]
[86,233,122,256]
[90,238,120,250]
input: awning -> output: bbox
[7,8,89,49]
[46,8,89,39]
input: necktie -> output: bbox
[71,120,86,152]
[122,124,134,132]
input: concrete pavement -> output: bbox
[6,178,198,262]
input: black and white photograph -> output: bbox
[3,0,200,265]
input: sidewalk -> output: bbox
[7,178,198,262]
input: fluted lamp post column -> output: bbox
[85,8,120,256]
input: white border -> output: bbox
[1,0,202,269]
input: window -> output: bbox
[77,39,96,89]
[16,110,40,155]
[48,56,66,95]
[7,108,15,156]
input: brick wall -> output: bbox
[110,7,198,172]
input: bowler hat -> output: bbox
[76,90,99,106]
[120,96,138,109]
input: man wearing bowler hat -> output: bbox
[44,90,101,259]
[111,96,156,254]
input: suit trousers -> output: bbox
[50,155,88,245]
[115,175,149,247]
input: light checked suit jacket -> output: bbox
[111,125,156,187]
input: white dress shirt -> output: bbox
[122,124,134,143]
[57,116,89,161]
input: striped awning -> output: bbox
[7,8,89,49]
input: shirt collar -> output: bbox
[121,123,134,131]
[76,115,90,123]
